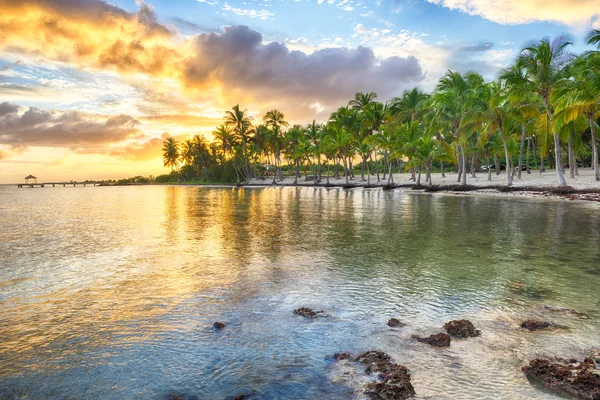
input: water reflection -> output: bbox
[0,186,599,399]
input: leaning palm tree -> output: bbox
[503,36,573,186]
[162,136,180,171]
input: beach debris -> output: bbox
[293,307,325,318]
[387,318,406,328]
[413,333,451,347]
[520,319,567,331]
[213,322,227,330]
[522,354,600,399]
[443,319,481,338]
[334,350,416,399]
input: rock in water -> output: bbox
[333,350,416,399]
[333,352,353,361]
[522,355,600,399]
[413,333,451,347]
[213,322,226,330]
[520,319,565,331]
[387,318,406,328]
[293,307,324,318]
[443,319,481,338]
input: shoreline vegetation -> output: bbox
[154,32,600,201]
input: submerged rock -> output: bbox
[413,333,451,348]
[387,318,406,328]
[443,319,481,338]
[333,352,353,361]
[522,354,600,399]
[543,306,589,319]
[519,319,569,331]
[213,322,227,330]
[334,350,415,399]
[293,307,325,318]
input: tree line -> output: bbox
[162,31,600,187]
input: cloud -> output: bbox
[0,102,141,149]
[0,0,181,76]
[425,0,600,26]
[183,25,424,113]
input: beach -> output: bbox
[245,167,600,202]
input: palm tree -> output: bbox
[434,71,478,185]
[162,136,180,171]
[213,125,236,158]
[305,121,323,182]
[263,109,289,131]
[349,92,377,111]
[504,36,573,186]
[390,88,430,123]
[554,52,600,181]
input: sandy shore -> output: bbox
[246,168,600,202]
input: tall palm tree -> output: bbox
[503,36,573,186]
[433,71,478,185]
[162,136,180,171]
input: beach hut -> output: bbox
[25,174,38,184]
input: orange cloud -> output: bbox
[0,0,182,77]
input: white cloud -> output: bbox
[426,0,600,26]
[222,3,274,19]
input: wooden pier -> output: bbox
[17,182,100,188]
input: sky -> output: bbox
[1,0,599,183]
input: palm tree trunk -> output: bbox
[294,160,299,185]
[553,131,567,186]
[367,159,371,186]
[461,144,467,186]
[344,157,349,185]
[427,164,432,186]
[486,155,492,181]
[518,124,526,180]
[526,137,531,174]
[318,155,322,182]
[360,158,366,181]
[417,168,422,186]
[500,129,512,186]
[387,162,394,185]
[590,114,599,181]
[456,150,462,182]
[375,152,380,182]
[382,151,388,180]
[470,153,476,178]
[568,131,575,179]
[494,155,500,176]
[326,160,331,185]
[440,161,445,178]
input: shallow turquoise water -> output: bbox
[0,185,599,399]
